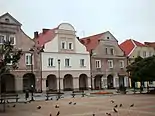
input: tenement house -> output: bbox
[80,31,129,89]
[0,13,42,93]
[34,23,91,91]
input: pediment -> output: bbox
[0,13,22,26]
[100,31,118,42]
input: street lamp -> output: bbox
[90,49,93,90]
[30,84,34,101]
[58,59,61,99]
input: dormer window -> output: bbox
[68,42,73,50]
[61,41,66,49]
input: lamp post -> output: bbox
[90,49,93,90]
[58,59,61,99]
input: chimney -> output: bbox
[34,31,39,38]
[42,28,49,34]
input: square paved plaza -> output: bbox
[1,94,155,116]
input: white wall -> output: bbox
[42,52,90,71]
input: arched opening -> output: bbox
[107,74,114,89]
[0,74,15,93]
[46,74,57,91]
[79,74,88,90]
[94,75,102,90]
[63,74,73,91]
[23,73,35,92]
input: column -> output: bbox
[87,77,91,89]
[124,76,127,87]
[15,75,23,92]
[42,78,46,92]
[114,77,119,88]
[36,77,41,92]
[73,77,79,90]
[102,77,107,89]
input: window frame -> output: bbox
[61,41,66,49]
[7,54,13,65]
[105,48,108,54]
[108,60,113,68]
[143,51,146,57]
[25,53,32,65]
[80,59,85,67]
[65,58,70,67]
[110,47,114,55]
[95,60,101,68]
[9,35,16,45]
[68,42,73,50]
[0,34,6,44]
[48,58,54,67]
[119,60,124,68]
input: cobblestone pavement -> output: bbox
[0,94,155,116]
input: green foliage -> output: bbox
[0,40,23,75]
[127,55,155,81]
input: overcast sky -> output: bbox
[0,0,155,43]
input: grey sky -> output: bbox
[0,0,155,43]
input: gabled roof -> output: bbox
[120,39,146,56]
[0,12,22,26]
[36,27,58,46]
[80,32,106,52]
[144,42,155,47]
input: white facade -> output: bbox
[41,23,91,91]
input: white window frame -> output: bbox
[149,51,152,56]
[95,60,101,68]
[9,35,16,45]
[61,41,66,49]
[108,60,113,68]
[110,47,114,55]
[25,53,32,65]
[0,34,6,44]
[65,58,71,67]
[80,59,85,67]
[68,42,73,50]
[143,51,146,57]
[119,60,124,68]
[48,58,54,67]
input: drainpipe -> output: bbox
[90,49,93,90]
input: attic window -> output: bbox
[5,18,10,22]
[107,37,110,39]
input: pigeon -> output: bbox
[56,111,60,116]
[37,106,41,109]
[111,100,114,103]
[114,105,118,108]
[49,113,52,116]
[50,98,53,100]
[12,105,16,107]
[113,108,118,113]
[130,104,134,107]
[106,113,111,116]
[69,101,72,104]
[120,104,122,107]
[7,105,10,108]
[55,105,59,108]
[93,113,95,116]
[73,102,76,105]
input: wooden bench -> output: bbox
[45,92,64,101]
[71,90,85,98]
[0,94,19,103]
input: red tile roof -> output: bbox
[120,39,146,56]
[36,27,58,46]
[80,33,105,52]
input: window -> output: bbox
[65,58,70,67]
[25,53,32,65]
[108,60,113,68]
[68,42,73,49]
[143,51,146,57]
[137,51,140,56]
[61,41,66,49]
[9,35,15,45]
[5,18,10,22]
[0,35,5,44]
[80,59,85,67]
[95,60,101,68]
[48,58,54,67]
[105,48,108,54]
[149,51,152,56]
[119,60,124,68]
[110,48,114,55]
[107,37,110,39]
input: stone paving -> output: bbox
[0,94,155,116]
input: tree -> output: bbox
[0,40,23,91]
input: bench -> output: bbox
[71,90,85,98]
[45,92,64,101]
[0,94,19,103]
